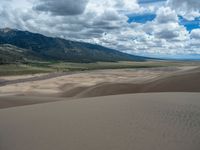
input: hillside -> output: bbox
[0,28,148,63]
[0,44,41,64]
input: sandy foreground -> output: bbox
[0,93,200,150]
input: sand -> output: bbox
[0,96,68,109]
[0,66,199,108]
[0,66,196,98]
[76,68,200,98]
[0,93,199,150]
[0,66,200,149]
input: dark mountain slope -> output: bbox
[0,44,42,64]
[0,28,148,62]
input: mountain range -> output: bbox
[0,28,148,64]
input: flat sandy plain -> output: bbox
[0,65,200,150]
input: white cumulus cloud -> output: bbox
[0,0,200,57]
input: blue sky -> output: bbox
[138,0,167,4]
[129,0,200,33]
[128,12,200,33]
[0,0,200,59]
[179,16,200,32]
[128,14,156,24]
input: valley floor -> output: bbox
[0,64,200,150]
[0,65,199,108]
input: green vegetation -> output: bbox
[0,64,53,76]
[0,44,183,76]
[48,61,165,71]
[0,44,42,64]
[0,61,197,76]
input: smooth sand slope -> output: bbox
[0,93,200,150]
[0,96,67,109]
[77,68,200,98]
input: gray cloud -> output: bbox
[155,7,178,23]
[34,0,88,16]
[168,0,200,11]
[167,0,200,20]
[155,30,179,39]
[1,0,200,57]
[190,29,200,39]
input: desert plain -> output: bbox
[0,62,200,150]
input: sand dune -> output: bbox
[0,67,200,149]
[0,96,68,109]
[0,67,196,97]
[0,68,171,98]
[0,93,199,150]
[0,67,200,108]
[0,72,76,87]
[76,68,200,98]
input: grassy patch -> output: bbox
[0,61,198,76]
[0,64,54,76]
